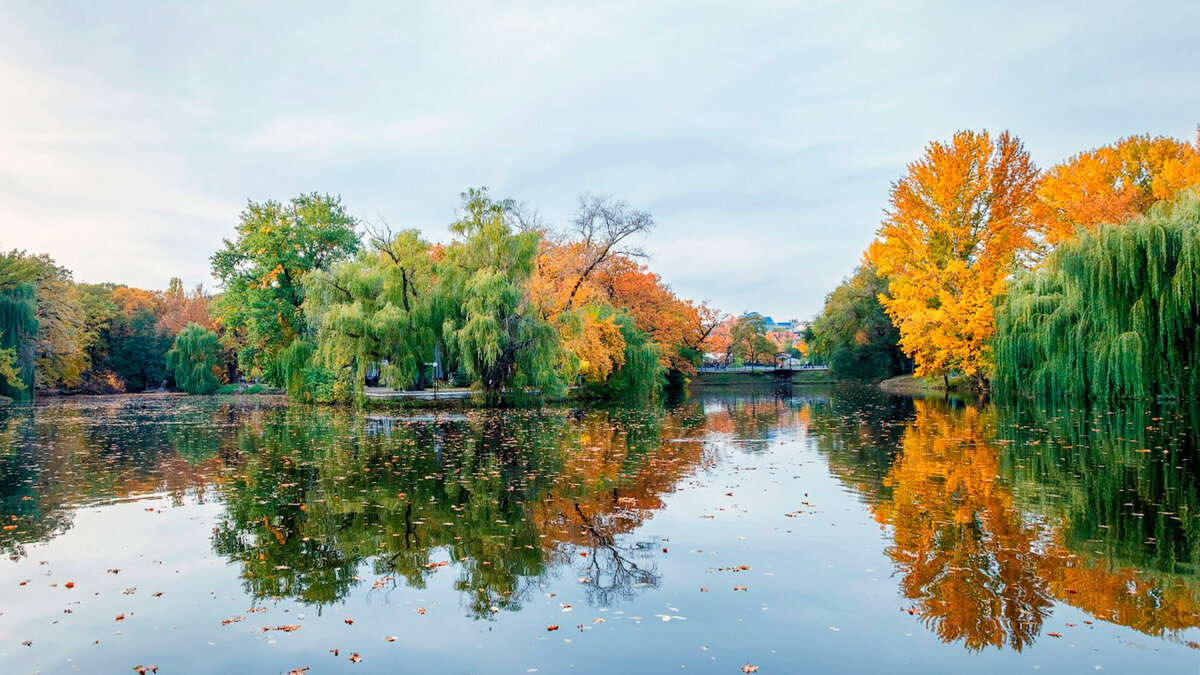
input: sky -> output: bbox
[1,1,1198,320]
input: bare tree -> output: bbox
[562,194,655,311]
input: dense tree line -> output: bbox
[1,187,720,404]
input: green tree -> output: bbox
[304,229,439,397]
[729,315,773,366]
[994,192,1200,400]
[166,323,222,394]
[210,193,359,383]
[437,189,562,402]
[810,262,908,380]
[0,251,40,399]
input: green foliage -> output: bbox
[728,315,774,365]
[275,338,352,404]
[810,263,909,380]
[0,283,37,401]
[304,230,438,397]
[166,323,222,395]
[438,189,563,403]
[995,192,1200,400]
[211,193,359,382]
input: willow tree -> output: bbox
[166,323,222,394]
[438,188,562,403]
[0,251,40,400]
[870,130,1040,390]
[994,193,1200,400]
[304,229,439,397]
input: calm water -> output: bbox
[0,389,1197,674]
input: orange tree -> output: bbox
[869,130,1040,390]
[1034,131,1200,245]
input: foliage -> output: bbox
[584,314,663,401]
[870,130,1040,390]
[166,323,222,395]
[0,252,40,397]
[728,315,774,365]
[1034,131,1200,246]
[211,193,359,382]
[810,262,908,379]
[438,189,563,402]
[28,256,89,390]
[104,286,171,391]
[994,192,1200,400]
[304,229,438,397]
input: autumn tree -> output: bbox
[1034,131,1200,245]
[210,193,359,382]
[158,277,215,335]
[870,130,1040,390]
[728,315,774,366]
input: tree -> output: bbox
[106,287,170,391]
[210,193,359,382]
[995,193,1200,400]
[158,277,215,335]
[1034,131,1200,245]
[870,130,1040,390]
[438,188,562,402]
[560,195,654,312]
[29,255,89,390]
[304,228,439,397]
[728,315,774,366]
[0,251,39,397]
[166,323,221,394]
[810,262,908,380]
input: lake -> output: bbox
[0,388,1197,674]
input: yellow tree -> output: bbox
[1034,131,1200,245]
[870,130,1040,390]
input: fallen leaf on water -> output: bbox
[22,640,32,646]
[221,616,244,626]
[349,653,362,663]
[261,624,301,632]
[132,666,158,675]
[385,635,397,642]
[742,664,759,673]
[288,669,310,675]
[115,614,127,622]
[65,582,75,589]
[1047,632,1062,638]
[733,586,747,591]
[547,625,559,631]
[344,618,354,626]
[417,607,426,615]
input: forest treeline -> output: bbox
[810,128,1200,400]
[1,188,781,404]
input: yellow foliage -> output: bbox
[870,130,1040,386]
[1034,130,1200,245]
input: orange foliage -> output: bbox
[870,130,1040,386]
[1034,131,1200,245]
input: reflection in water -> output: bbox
[809,393,1200,651]
[1,391,1198,654]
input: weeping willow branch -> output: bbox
[994,192,1200,400]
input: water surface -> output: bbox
[0,389,1197,673]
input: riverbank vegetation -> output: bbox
[0,189,721,405]
[811,127,1200,400]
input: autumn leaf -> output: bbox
[547,625,559,631]
[742,664,759,673]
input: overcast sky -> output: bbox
[1,1,1198,319]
